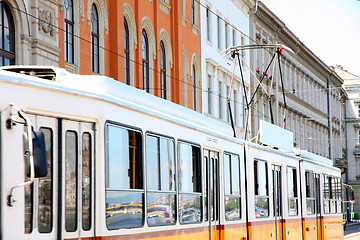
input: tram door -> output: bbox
[315,173,323,240]
[61,120,95,240]
[204,150,220,240]
[272,165,283,240]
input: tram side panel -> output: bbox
[246,145,303,240]
[300,160,343,240]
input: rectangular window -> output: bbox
[82,132,92,231]
[232,28,236,46]
[234,90,237,125]
[38,128,53,233]
[358,105,360,117]
[105,124,144,229]
[254,159,269,217]
[336,178,342,214]
[178,142,202,223]
[217,16,221,49]
[226,86,230,122]
[323,174,330,214]
[305,171,315,215]
[241,36,245,66]
[206,8,210,42]
[146,134,176,226]
[225,22,229,49]
[224,153,241,220]
[208,75,212,115]
[330,177,336,213]
[287,167,298,216]
[191,0,195,25]
[65,131,78,232]
[219,82,222,119]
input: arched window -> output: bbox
[142,30,149,92]
[91,4,99,73]
[124,19,130,85]
[64,0,74,63]
[0,2,15,66]
[192,65,196,111]
[160,41,166,99]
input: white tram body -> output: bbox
[0,67,343,240]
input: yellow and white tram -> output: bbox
[0,66,343,239]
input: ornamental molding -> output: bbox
[38,9,55,36]
[87,0,109,35]
[142,16,157,60]
[124,3,138,49]
[159,29,173,69]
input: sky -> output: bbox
[263,0,360,77]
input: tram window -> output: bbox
[178,142,202,224]
[224,153,241,220]
[330,177,336,213]
[323,175,330,214]
[336,178,342,214]
[24,179,33,233]
[38,128,53,233]
[204,156,209,221]
[105,124,144,229]
[65,131,78,232]
[305,171,315,215]
[146,134,176,226]
[287,167,298,216]
[254,159,269,218]
[82,132,92,231]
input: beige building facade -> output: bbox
[249,2,346,165]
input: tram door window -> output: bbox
[24,115,57,238]
[286,167,298,216]
[63,120,95,239]
[178,142,202,224]
[272,165,282,240]
[305,171,316,215]
[204,150,220,240]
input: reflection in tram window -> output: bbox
[254,160,269,218]
[146,134,176,226]
[147,193,175,226]
[287,167,298,216]
[330,177,336,213]
[106,191,144,229]
[65,131,78,232]
[178,142,202,223]
[82,132,92,231]
[179,194,202,223]
[204,156,208,221]
[323,175,330,214]
[24,179,33,233]
[105,124,144,229]
[224,153,241,220]
[305,171,315,215]
[38,128,53,233]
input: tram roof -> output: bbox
[0,66,235,141]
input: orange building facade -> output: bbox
[56,0,202,110]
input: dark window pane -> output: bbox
[203,156,208,221]
[106,191,143,229]
[38,128,53,233]
[179,143,201,193]
[106,125,143,190]
[179,194,201,223]
[224,154,231,195]
[147,193,175,226]
[82,132,92,231]
[25,182,33,233]
[65,131,78,232]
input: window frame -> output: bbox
[223,152,241,221]
[145,132,176,226]
[0,1,15,66]
[160,41,167,99]
[192,65,197,111]
[104,121,145,230]
[64,0,74,64]
[286,166,298,216]
[91,4,99,73]
[124,19,130,85]
[305,170,316,215]
[254,159,269,218]
[142,30,150,93]
[178,140,202,224]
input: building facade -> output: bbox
[249,2,346,163]
[334,65,360,217]
[4,0,202,110]
[200,0,253,137]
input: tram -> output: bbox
[0,66,343,239]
